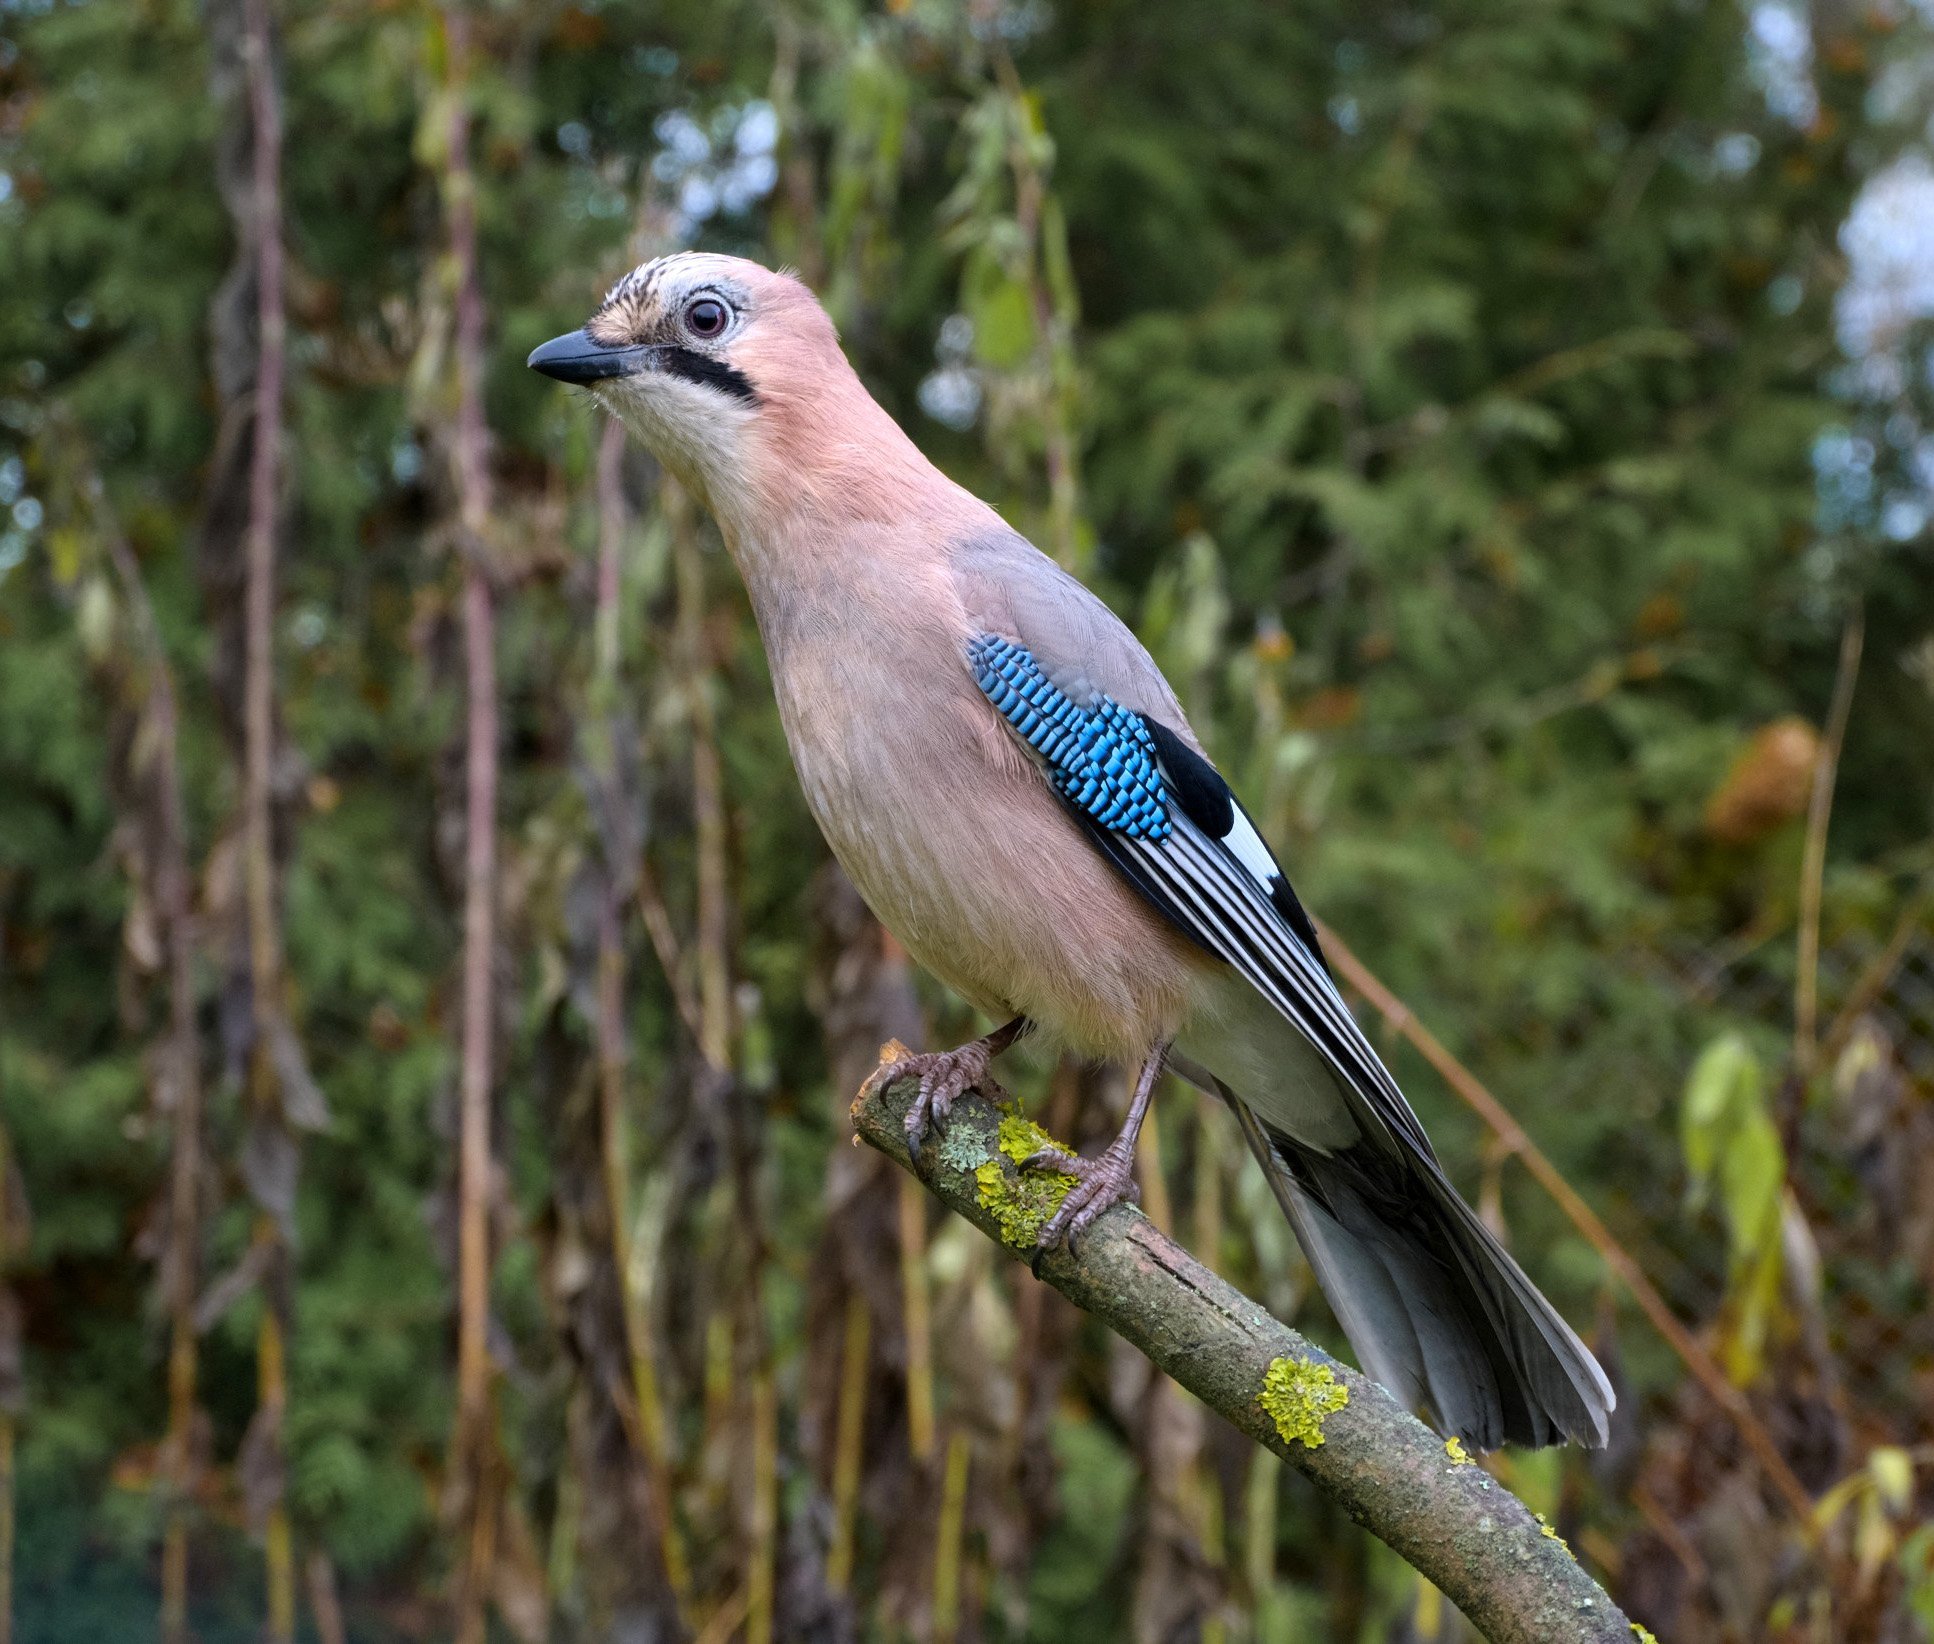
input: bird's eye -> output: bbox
[684,297,728,339]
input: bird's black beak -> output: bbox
[525,329,649,385]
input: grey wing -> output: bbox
[948,528,1201,750]
[946,524,1613,1448]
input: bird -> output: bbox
[529,252,1614,1450]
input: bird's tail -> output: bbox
[1228,1093,1612,1451]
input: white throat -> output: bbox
[600,372,756,521]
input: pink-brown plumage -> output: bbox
[536,252,1617,1452]
[585,254,1205,1062]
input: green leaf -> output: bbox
[1680,1031,1759,1202]
[965,253,1037,370]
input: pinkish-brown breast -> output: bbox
[740,519,1202,1063]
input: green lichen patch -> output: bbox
[1443,1436,1474,1467]
[934,1106,1000,1175]
[974,1154,1075,1249]
[995,1113,1064,1166]
[1257,1356,1348,1449]
[969,1114,1080,1249]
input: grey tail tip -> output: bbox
[1251,1111,1616,1451]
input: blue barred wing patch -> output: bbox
[968,634,1171,839]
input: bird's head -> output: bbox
[527,252,844,519]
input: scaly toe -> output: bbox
[1034,1148,1139,1254]
[1020,1146,1082,1176]
[908,1067,958,1151]
[891,1047,992,1154]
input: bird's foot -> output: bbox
[1021,1139,1140,1254]
[865,1041,1012,1156]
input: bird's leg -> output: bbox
[1024,1041,1169,1253]
[866,1016,1030,1154]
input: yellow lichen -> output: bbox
[1257,1356,1349,1449]
[1535,1513,1573,1557]
[1630,1627,1658,1643]
[996,1113,1062,1167]
[973,1117,1076,1249]
[1444,1436,1474,1467]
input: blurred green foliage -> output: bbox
[1,0,1931,1639]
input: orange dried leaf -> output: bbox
[1703,716,1819,844]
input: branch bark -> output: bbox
[1314,921,1818,1533]
[850,1061,1634,1644]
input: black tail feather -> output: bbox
[1260,1117,1611,1451]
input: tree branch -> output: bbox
[850,1051,1635,1644]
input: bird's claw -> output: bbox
[867,1045,1010,1156]
[1022,1142,1140,1255]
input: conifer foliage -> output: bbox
[1,1,1931,1640]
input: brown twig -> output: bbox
[986,36,1084,572]
[1795,607,1866,1084]
[851,1063,1634,1644]
[634,858,707,1050]
[590,419,693,1618]
[897,1176,937,1465]
[824,1293,871,1594]
[746,1366,780,1644]
[436,15,501,1641]
[1312,924,1818,1530]
[238,0,296,1631]
[1820,880,1931,1065]
[0,1124,19,1644]
[667,479,736,1073]
[74,444,208,1644]
[930,1428,972,1641]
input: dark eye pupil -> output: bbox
[688,299,726,337]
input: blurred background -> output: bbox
[2,0,1933,1639]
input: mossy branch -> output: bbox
[851,1046,1634,1644]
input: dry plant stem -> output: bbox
[158,670,199,1642]
[592,403,693,1619]
[634,859,706,1048]
[931,1429,972,1641]
[594,898,693,1612]
[440,15,500,1640]
[669,480,735,1073]
[825,1294,870,1594]
[240,0,295,1631]
[0,1129,14,1644]
[0,1410,11,1644]
[305,1551,347,1644]
[851,1073,1632,1644]
[1794,607,1865,1083]
[987,37,1081,572]
[1823,882,1931,1064]
[669,478,776,1631]
[594,418,625,675]
[898,1174,937,1463]
[256,1313,294,1643]
[1314,923,1818,1530]
[96,489,203,1644]
[747,1369,779,1644]
[693,1588,750,1644]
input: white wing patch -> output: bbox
[1222,805,1280,889]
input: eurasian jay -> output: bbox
[530,253,1614,1450]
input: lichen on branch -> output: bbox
[1258,1355,1349,1449]
[973,1114,1077,1248]
[850,1056,1636,1644]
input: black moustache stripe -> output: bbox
[657,347,759,403]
